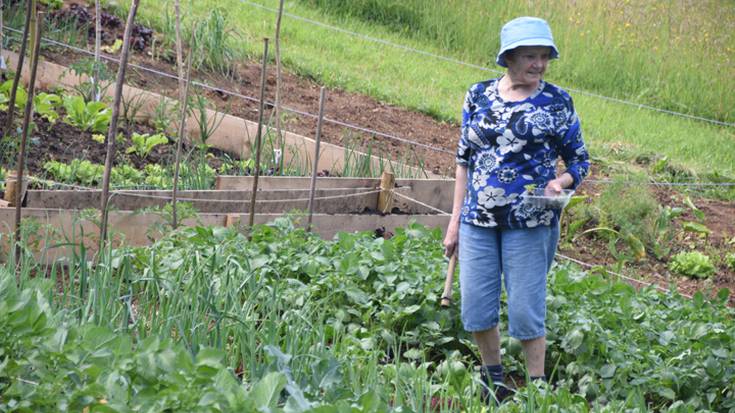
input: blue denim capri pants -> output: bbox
[458,222,559,340]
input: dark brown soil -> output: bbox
[0,109,225,179]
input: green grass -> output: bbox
[297,0,735,125]
[113,0,735,179]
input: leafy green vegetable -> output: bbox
[43,159,104,186]
[33,92,62,123]
[669,251,715,279]
[125,132,169,158]
[62,95,111,133]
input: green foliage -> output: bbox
[188,8,238,77]
[682,221,711,237]
[67,58,113,102]
[62,95,111,133]
[152,96,175,134]
[33,92,62,123]
[0,273,293,411]
[548,267,733,410]
[572,175,673,261]
[125,132,169,158]
[143,163,172,188]
[39,0,63,9]
[43,159,104,186]
[40,159,220,190]
[725,253,735,270]
[0,79,28,112]
[191,94,225,144]
[669,251,715,279]
[111,164,145,188]
[3,221,735,410]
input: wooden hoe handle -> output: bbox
[440,254,457,308]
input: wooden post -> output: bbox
[171,53,193,229]
[306,86,326,231]
[3,0,33,136]
[377,171,395,214]
[3,171,27,206]
[99,0,140,247]
[247,38,269,232]
[13,11,42,271]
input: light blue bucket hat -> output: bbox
[496,17,559,67]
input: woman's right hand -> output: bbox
[443,221,459,257]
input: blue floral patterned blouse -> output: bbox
[456,78,590,229]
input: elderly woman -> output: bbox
[443,17,590,401]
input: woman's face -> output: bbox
[505,46,552,84]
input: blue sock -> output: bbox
[482,364,504,385]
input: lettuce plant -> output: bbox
[125,132,169,158]
[62,95,111,133]
[669,251,715,279]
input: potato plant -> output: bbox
[3,221,733,411]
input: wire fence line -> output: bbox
[4,173,735,191]
[236,0,735,128]
[1,26,453,156]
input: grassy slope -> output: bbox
[131,0,735,177]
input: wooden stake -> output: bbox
[377,171,395,214]
[13,10,42,272]
[93,0,101,101]
[3,0,33,136]
[174,0,185,104]
[171,53,193,229]
[171,0,186,229]
[306,86,326,231]
[0,0,5,71]
[247,38,269,232]
[99,0,140,248]
[274,0,285,173]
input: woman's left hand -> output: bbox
[545,173,574,196]
[544,179,564,196]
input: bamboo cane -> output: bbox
[247,38,269,233]
[99,0,140,248]
[273,0,285,173]
[94,0,101,101]
[13,11,43,273]
[171,53,193,229]
[3,0,33,136]
[306,86,326,231]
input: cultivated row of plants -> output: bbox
[3,219,733,411]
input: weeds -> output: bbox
[188,7,239,78]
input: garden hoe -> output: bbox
[440,254,457,307]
